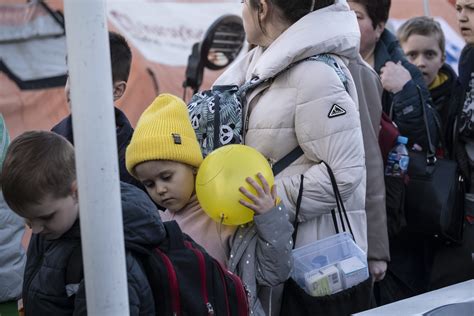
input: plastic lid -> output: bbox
[397,136,408,144]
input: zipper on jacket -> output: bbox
[155,248,181,316]
[184,241,214,315]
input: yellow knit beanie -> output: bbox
[126,94,203,177]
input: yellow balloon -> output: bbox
[196,144,274,226]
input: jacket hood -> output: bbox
[120,181,166,247]
[216,3,360,84]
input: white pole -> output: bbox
[423,0,431,16]
[63,1,129,315]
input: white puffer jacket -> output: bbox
[215,3,367,251]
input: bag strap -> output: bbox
[65,245,84,285]
[272,146,304,176]
[289,161,356,248]
[417,85,437,160]
[163,220,186,250]
[322,161,355,239]
[239,54,347,103]
[291,174,305,249]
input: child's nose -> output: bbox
[416,57,426,67]
[156,184,167,195]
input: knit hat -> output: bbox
[126,94,203,177]
[0,114,10,170]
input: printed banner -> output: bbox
[107,0,242,66]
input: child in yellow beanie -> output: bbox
[126,93,235,264]
[126,94,294,315]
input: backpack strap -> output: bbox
[272,146,304,176]
[163,221,186,250]
[65,245,84,297]
[65,245,83,285]
[307,54,349,91]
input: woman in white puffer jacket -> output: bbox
[215,0,367,251]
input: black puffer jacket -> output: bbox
[374,29,439,150]
[22,182,166,316]
[430,64,465,157]
[51,108,143,190]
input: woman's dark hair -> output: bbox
[248,0,335,25]
[349,0,391,29]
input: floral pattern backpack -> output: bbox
[187,54,348,156]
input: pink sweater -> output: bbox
[160,195,236,266]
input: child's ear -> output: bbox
[113,81,127,101]
[70,180,79,203]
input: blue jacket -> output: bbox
[374,29,439,151]
[22,182,166,316]
[51,108,143,190]
[0,192,26,303]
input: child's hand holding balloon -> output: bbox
[238,173,277,215]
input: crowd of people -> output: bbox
[0,0,473,315]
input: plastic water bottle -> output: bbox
[385,136,410,178]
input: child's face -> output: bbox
[401,34,444,87]
[22,191,79,240]
[134,160,196,212]
[457,0,474,44]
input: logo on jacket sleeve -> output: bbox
[328,104,346,118]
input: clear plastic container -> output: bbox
[291,232,369,296]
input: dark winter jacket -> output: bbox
[374,29,439,150]
[51,108,143,190]
[458,45,474,92]
[429,63,465,159]
[22,182,166,316]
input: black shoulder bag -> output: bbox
[405,86,465,244]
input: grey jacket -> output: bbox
[348,56,390,262]
[228,204,293,316]
[0,191,26,302]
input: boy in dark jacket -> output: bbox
[421,0,474,291]
[396,14,474,292]
[0,131,165,315]
[52,31,142,190]
[398,16,464,159]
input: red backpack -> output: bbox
[66,221,249,316]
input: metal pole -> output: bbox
[423,0,431,16]
[63,1,129,315]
